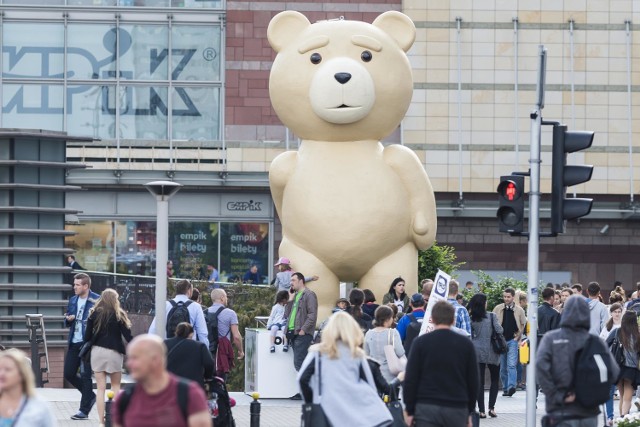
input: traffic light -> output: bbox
[551,124,594,234]
[497,175,525,233]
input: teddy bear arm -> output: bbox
[268,151,298,216]
[383,145,437,249]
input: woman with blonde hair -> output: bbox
[0,348,56,426]
[298,311,392,427]
[84,288,133,425]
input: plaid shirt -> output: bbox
[448,298,472,335]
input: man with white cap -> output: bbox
[272,257,319,292]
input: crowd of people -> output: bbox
[4,261,640,427]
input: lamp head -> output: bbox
[144,180,182,200]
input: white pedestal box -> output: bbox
[244,328,299,398]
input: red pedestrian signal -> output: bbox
[497,175,525,233]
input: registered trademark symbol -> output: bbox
[203,48,217,61]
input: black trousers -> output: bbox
[478,363,500,413]
[63,342,96,415]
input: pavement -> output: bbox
[40,386,551,427]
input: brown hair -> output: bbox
[74,272,91,287]
[373,305,393,327]
[431,301,455,326]
[174,322,194,339]
[175,279,192,295]
[619,311,640,352]
[89,288,131,333]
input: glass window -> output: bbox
[219,222,269,284]
[119,86,168,140]
[119,25,168,81]
[68,0,117,5]
[65,221,115,273]
[181,0,223,8]
[67,84,117,139]
[3,23,64,79]
[171,25,221,81]
[67,24,117,80]
[172,86,219,140]
[2,84,63,131]
[168,222,219,280]
[115,221,156,275]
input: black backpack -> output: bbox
[573,334,617,407]
[403,314,422,354]
[166,300,193,338]
[206,306,226,355]
[118,378,190,425]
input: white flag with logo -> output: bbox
[419,270,451,335]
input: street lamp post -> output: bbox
[145,180,182,339]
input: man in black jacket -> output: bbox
[538,287,561,340]
[403,301,479,427]
[165,322,215,390]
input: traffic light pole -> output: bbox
[525,44,546,427]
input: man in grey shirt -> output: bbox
[586,282,608,336]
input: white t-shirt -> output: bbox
[394,298,405,313]
[72,296,87,343]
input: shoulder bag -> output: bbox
[610,329,625,367]
[490,313,508,355]
[384,329,407,375]
[301,353,331,427]
[386,387,407,427]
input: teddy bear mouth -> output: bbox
[331,104,359,109]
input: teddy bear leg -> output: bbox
[278,237,339,327]
[358,242,419,304]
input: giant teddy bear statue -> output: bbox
[267,10,437,322]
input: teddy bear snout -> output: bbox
[334,72,352,84]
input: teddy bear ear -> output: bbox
[268,11,312,53]
[372,11,416,52]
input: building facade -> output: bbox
[0,0,638,302]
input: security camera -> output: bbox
[144,180,182,199]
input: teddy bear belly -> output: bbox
[280,180,412,277]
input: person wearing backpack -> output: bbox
[148,279,209,348]
[113,334,211,427]
[206,289,244,381]
[397,293,426,353]
[537,295,619,427]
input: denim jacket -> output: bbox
[65,291,100,346]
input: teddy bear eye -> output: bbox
[361,50,372,62]
[310,53,322,64]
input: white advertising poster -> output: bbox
[420,270,451,335]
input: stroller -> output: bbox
[206,376,236,427]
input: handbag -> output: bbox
[610,330,625,366]
[301,353,331,427]
[79,326,98,364]
[490,313,508,355]
[384,329,407,375]
[386,388,407,427]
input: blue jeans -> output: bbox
[605,384,616,421]
[500,339,518,391]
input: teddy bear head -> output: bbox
[268,11,416,142]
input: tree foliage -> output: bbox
[462,270,528,312]
[417,242,464,290]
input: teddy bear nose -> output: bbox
[334,72,352,84]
